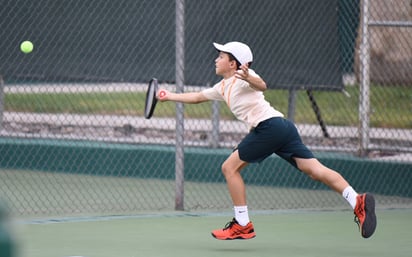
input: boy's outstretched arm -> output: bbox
[157,89,209,104]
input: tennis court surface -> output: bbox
[15,209,411,257]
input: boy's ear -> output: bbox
[229,60,238,69]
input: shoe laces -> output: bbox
[354,215,360,230]
[354,204,363,230]
[223,218,237,231]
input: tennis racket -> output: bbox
[144,78,166,119]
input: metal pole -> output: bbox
[0,76,3,131]
[368,21,412,27]
[359,0,370,157]
[306,89,330,138]
[211,99,220,148]
[175,0,185,211]
[287,88,296,122]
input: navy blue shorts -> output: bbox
[236,117,314,167]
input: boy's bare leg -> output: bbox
[295,157,377,238]
[221,150,248,205]
[294,157,349,194]
[211,150,256,240]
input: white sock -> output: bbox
[342,186,358,209]
[234,205,250,226]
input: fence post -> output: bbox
[0,76,3,131]
[359,0,370,157]
[287,88,296,122]
[211,99,220,148]
[175,0,185,211]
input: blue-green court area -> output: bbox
[15,209,412,257]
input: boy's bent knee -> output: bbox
[221,161,237,175]
[221,153,248,178]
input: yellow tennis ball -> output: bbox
[20,41,34,54]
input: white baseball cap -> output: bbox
[213,41,253,65]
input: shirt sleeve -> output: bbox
[201,84,224,101]
[201,69,259,100]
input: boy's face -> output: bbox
[215,52,237,77]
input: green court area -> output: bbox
[16,209,412,257]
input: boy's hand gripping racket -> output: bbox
[144,78,166,119]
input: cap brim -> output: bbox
[213,42,243,65]
[213,42,226,52]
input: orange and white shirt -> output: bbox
[201,69,284,130]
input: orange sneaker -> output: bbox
[211,218,256,240]
[354,193,377,238]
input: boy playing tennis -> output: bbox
[157,41,377,239]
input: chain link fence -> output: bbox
[0,0,411,217]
